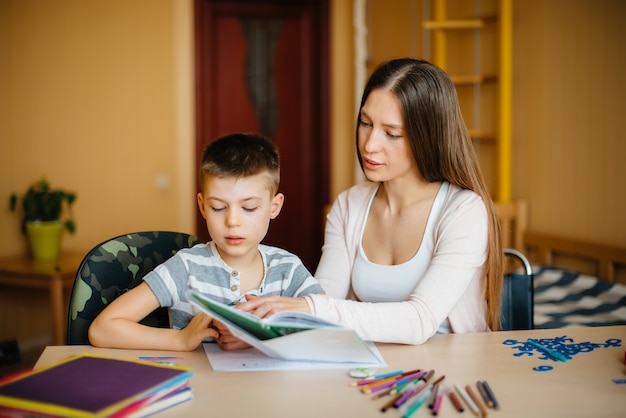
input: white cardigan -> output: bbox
[305,181,489,344]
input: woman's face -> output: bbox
[358,89,416,183]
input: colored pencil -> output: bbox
[476,381,493,408]
[455,383,480,416]
[369,370,404,379]
[358,369,423,390]
[428,383,439,409]
[429,375,445,387]
[352,373,401,387]
[360,376,400,393]
[401,387,432,417]
[388,371,428,394]
[422,369,435,382]
[466,384,489,417]
[364,370,427,394]
[381,392,405,412]
[448,388,465,412]
[482,380,500,409]
[394,381,426,408]
[432,391,444,415]
[350,369,403,385]
[370,386,395,400]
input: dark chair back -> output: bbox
[500,248,534,331]
[67,231,203,344]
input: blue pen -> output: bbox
[369,369,403,379]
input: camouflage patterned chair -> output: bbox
[67,231,204,345]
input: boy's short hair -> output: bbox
[199,133,280,194]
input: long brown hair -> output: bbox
[357,58,504,330]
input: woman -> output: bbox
[221,58,503,346]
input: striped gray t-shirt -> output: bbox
[144,241,323,329]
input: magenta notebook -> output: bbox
[0,353,193,417]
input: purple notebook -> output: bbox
[0,353,193,417]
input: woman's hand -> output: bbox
[214,296,312,350]
[237,295,311,318]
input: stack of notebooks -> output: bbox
[0,353,193,417]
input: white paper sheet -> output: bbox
[202,342,386,371]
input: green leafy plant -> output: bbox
[9,177,77,234]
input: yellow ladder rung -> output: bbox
[450,73,498,85]
[422,19,484,30]
[468,130,496,141]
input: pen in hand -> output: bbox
[228,295,249,306]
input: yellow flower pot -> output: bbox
[26,221,64,261]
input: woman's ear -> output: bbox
[270,192,285,219]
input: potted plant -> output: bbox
[9,177,77,260]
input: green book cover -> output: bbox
[188,291,342,340]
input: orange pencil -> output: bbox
[381,392,405,412]
[370,386,395,400]
[363,370,427,394]
[359,376,400,393]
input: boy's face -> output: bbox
[197,173,283,264]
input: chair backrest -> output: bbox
[67,231,204,345]
[500,248,534,331]
[494,200,527,253]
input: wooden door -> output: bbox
[194,0,329,271]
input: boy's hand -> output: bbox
[237,295,311,318]
[213,320,252,351]
[178,312,219,351]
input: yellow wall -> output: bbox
[512,0,626,246]
[0,0,356,347]
[0,0,196,258]
[367,0,626,248]
[1,0,625,346]
[0,0,356,260]
[330,0,357,199]
[0,0,197,349]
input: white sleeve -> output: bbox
[313,194,354,298]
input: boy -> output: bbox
[89,133,323,351]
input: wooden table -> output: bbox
[0,252,84,345]
[34,325,626,417]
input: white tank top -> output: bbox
[352,182,450,332]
